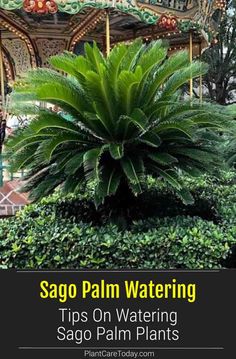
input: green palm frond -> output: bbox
[85,70,117,135]
[148,152,178,166]
[121,156,144,193]
[159,61,208,101]
[109,143,124,160]
[97,166,121,199]
[83,147,105,182]
[144,50,190,105]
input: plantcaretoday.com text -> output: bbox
[84,350,155,358]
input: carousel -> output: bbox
[0,0,227,215]
[0,1,226,82]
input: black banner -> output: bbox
[0,269,235,358]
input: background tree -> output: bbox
[202,1,236,105]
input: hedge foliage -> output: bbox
[0,173,236,269]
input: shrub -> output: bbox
[42,171,236,226]
[0,211,234,269]
[0,172,236,269]
[181,172,236,224]
[1,172,235,269]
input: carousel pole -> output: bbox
[0,31,5,112]
[106,9,111,56]
[0,30,5,185]
[189,30,193,100]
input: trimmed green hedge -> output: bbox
[0,172,235,269]
[0,212,234,269]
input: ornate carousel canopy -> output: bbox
[0,0,226,34]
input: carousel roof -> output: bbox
[0,0,225,37]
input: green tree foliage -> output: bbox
[6,40,232,206]
[222,104,236,166]
[202,1,236,104]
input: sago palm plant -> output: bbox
[6,40,231,206]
